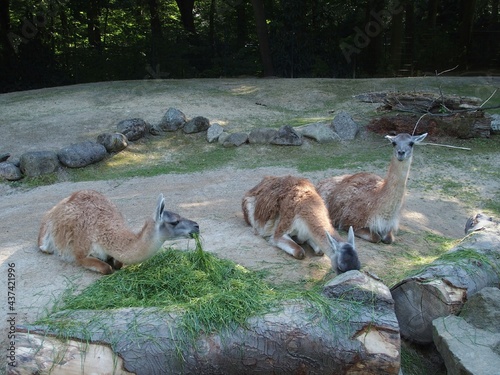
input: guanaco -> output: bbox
[38,190,200,274]
[316,133,427,244]
[242,175,360,273]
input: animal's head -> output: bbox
[155,194,200,239]
[326,227,361,273]
[385,133,427,162]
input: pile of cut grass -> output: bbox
[40,237,363,343]
[40,236,363,343]
[54,237,278,338]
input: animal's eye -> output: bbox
[409,142,414,147]
[170,220,180,226]
[392,142,397,147]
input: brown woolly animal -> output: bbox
[316,133,427,244]
[38,190,200,274]
[242,175,360,273]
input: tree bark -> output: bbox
[0,0,12,60]
[391,219,500,344]
[459,0,478,69]
[15,272,401,374]
[175,0,196,34]
[250,0,274,76]
[148,0,163,67]
[87,0,102,50]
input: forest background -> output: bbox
[0,0,499,93]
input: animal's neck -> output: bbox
[119,219,163,264]
[383,156,412,192]
[376,155,412,213]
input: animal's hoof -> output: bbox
[294,249,305,259]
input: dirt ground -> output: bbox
[1,77,498,372]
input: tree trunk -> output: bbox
[15,272,401,374]
[148,0,163,67]
[427,0,439,28]
[391,219,500,344]
[250,0,274,76]
[459,0,477,69]
[390,5,404,73]
[0,0,12,61]
[175,0,196,34]
[87,0,102,50]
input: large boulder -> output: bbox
[19,151,59,177]
[0,161,22,181]
[433,287,500,375]
[117,118,149,141]
[158,108,186,132]
[58,141,107,168]
[332,111,359,140]
[207,123,224,143]
[248,128,278,144]
[183,116,210,134]
[296,122,340,143]
[270,125,303,146]
[97,133,128,153]
[222,132,248,147]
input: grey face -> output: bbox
[162,210,200,238]
[385,133,428,162]
[155,194,200,239]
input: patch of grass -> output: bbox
[382,233,457,287]
[38,236,361,343]
[9,173,59,188]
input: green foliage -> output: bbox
[2,0,499,91]
[39,236,361,343]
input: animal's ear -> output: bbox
[326,231,338,251]
[384,134,395,142]
[412,133,427,144]
[347,226,355,247]
[155,194,165,221]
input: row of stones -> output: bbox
[0,108,359,181]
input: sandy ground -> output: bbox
[1,78,497,372]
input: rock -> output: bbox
[19,151,59,177]
[117,118,148,141]
[149,124,162,136]
[183,116,210,134]
[270,125,303,146]
[207,123,224,143]
[332,111,359,140]
[433,287,500,375]
[158,108,186,132]
[97,133,128,153]
[58,141,107,168]
[218,132,230,145]
[491,114,500,134]
[460,287,500,332]
[0,161,23,181]
[0,153,10,162]
[222,132,248,147]
[295,122,340,143]
[248,128,278,144]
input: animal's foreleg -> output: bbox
[354,228,382,243]
[77,256,114,274]
[272,234,306,259]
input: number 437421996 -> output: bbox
[7,263,15,311]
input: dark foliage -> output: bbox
[0,0,498,92]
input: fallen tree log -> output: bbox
[14,271,400,375]
[391,215,500,344]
